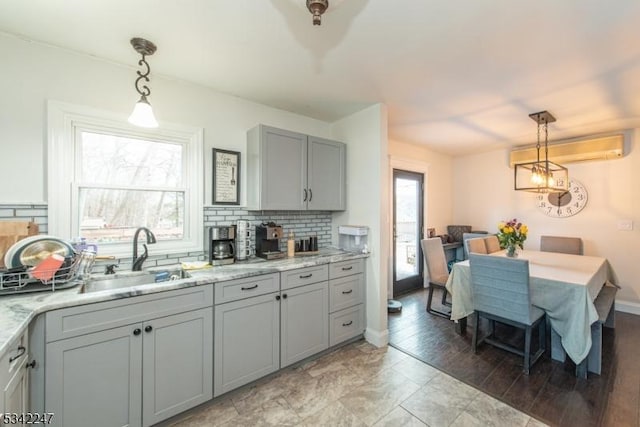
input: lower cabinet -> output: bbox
[214,269,329,397]
[1,331,30,425]
[45,286,213,427]
[214,292,280,397]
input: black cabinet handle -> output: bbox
[299,273,313,279]
[133,328,142,336]
[309,188,312,202]
[342,321,353,327]
[145,325,153,333]
[276,295,281,300]
[241,285,258,291]
[303,189,307,201]
[26,360,36,369]
[9,346,25,363]
[341,266,353,271]
[283,294,288,299]
[342,289,353,294]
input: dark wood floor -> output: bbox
[388,288,640,427]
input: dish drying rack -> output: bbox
[0,251,94,295]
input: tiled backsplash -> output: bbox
[0,204,333,269]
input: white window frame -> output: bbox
[47,100,203,258]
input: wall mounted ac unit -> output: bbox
[509,133,625,167]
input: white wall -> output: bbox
[0,33,332,205]
[452,130,640,310]
[331,104,390,347]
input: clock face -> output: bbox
[536,179,588,218]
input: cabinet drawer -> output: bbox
[329,304,365,347]
[1,331,28,376]
[329,274,364,313]
[214,273,279,304]
[281,265,328,290]
[329,259,364,279]
[46,285,213,342]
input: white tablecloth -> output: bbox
[445,250,609,364]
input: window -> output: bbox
[48,101,203,257]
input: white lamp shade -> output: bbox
[128,96,158,128]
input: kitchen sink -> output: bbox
[78,269,191,294]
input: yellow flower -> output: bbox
[504,226,513,234]
[498,222,506,230]
[520,225,528,235]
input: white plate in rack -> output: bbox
[4,235,75,269]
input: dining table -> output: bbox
[445,249,609,366]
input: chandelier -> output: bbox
[128,37,159,128]
[514,111,569,192]
[307,0,329,25]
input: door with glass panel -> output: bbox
[392,169,424,295]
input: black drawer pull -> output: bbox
[342,321,353,327]
[342,289,353,294]
[276,295,281,300]
[145,325,153,333]
[299,274,313,279]
[241,284,258,291]
[133,328,141,336]
[9,346,25,363]
[26,360,36,369]
[341,266,353,271]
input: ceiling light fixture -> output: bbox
[514,111,569,192]
[128,37,159,128]
[307,0,329,25]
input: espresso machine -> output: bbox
[255,222,285,260]
[206,226,236,266]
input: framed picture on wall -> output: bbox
[212,148,240,205]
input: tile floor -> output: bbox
[168,340,548,426]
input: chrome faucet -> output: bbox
[132,227,157,271]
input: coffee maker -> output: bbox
[255,223,285,260]
[207,226,236,266]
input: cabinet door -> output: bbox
[281,281,329,368]
[45,325,142,427]
[307,137,346,211]
[142,308,213,427]
[260,126,307,210]
[214,293,280,396]
[3,358,28,424]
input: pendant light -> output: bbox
[514,111,568,192]
[307,0,329,25]
[128,37,158,128]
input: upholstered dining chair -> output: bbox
[421,238,451,319]
[468,254,546,374]
[466,237,488,256]
[540,235,584,255]
[462,232,488,259]
[484,235,501,253]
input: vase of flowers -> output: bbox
[497,218,528,258]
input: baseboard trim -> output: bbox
[616,299,640,316]
[364,327,389,347]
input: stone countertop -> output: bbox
[0,248,367,357]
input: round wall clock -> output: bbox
[536,179,588,218]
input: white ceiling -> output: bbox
[2,0,640,156]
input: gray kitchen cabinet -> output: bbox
[1,330,30,425]
[214,292,280,397]
[45,286,213,427]
[247,124,346,211]
[280,280,329,368]
[328,259,366,346]
[46,324,143,427]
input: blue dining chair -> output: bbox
[540,235,583,255]
[469,254,546,374]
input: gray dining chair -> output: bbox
[540,235,583,255]
[484,235,501,253]
[421,238,451,319]
[466,237,488,256]
[469,254,546,374]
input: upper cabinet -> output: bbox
[247,125,346,211]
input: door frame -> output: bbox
[387,156,429,299]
